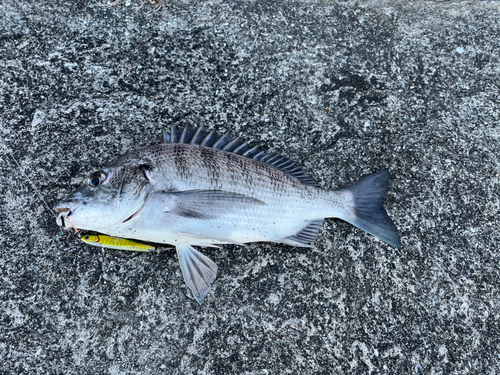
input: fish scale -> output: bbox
[55,124,400,303]
[130,147,323,243]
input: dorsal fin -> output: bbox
[162,124,319,186]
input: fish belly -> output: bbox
[113,193,335,247]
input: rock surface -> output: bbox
[1,0,499,373]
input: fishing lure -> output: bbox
[81,234,155,252]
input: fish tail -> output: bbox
[337,169,400,247]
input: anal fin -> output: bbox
[277,219,324,247]
[275,237,314,248]
[176,243,218,303]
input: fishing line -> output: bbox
[0,136,58,220]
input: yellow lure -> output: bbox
[81,234,155,252]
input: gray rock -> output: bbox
[1,0,499,373]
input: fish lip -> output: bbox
[56,209,72,228]
[57,213,65,228]
[56,211,65,228]
[55,197,78,228]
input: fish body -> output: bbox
[81,234,155,252]
[55,124,400,302]
[103,143,343,247]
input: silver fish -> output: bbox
[55,124,400,302]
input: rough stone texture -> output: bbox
[1,0,499,374]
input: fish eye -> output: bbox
[88,171,107,187]
[83,235,90,240]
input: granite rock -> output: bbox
[1,1,499,373]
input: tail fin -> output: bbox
[340,169,400,247]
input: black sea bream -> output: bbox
[55,125,400,302]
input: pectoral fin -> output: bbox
[162,189,265,220]
[176,243,218,303]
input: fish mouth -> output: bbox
[55,199,79,229]
[56,208,72,229]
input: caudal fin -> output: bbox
[340,169,400,247]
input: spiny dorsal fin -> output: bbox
[162,124,319,186]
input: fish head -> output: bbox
[55,162,153,232]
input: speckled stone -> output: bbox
[1,1,499,374]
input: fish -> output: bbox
[55,124,400,303]
[80,234,155,252]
